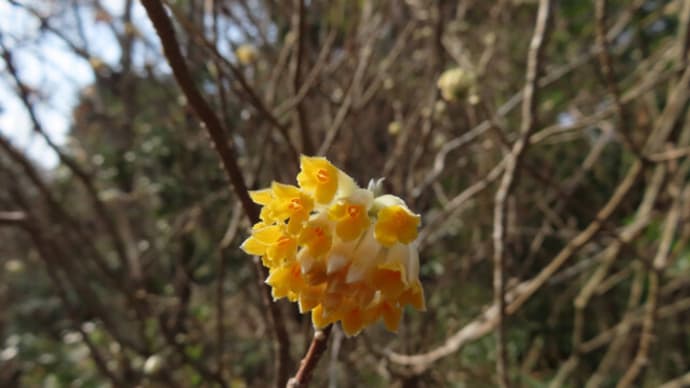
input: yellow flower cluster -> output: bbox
[241,156,425,336]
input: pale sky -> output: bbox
[0,0,258,168]
[0,0,152,168]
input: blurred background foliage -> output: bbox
[1,0,690,387]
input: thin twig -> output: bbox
[0,211,26,225]
[161,0,300,162]
[595,0,646,161]
[659,371,690,388]
[317,36,373,156]
[291,0,314,154]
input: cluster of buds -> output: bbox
[241,156,425,336]
[437,66,478,103]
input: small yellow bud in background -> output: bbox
[388,121,402,136]
[437,67,477,102]
[235,44,258,65]
[331,88,344,102]
[433,133,448,149]
[284,31,297,45]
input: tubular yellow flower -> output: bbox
[298,284,325,313]
[249,183,313,234]
[249,189,274,222]
[341,307,366,336]
[240,155,425,337]
[240,224,296,267]
[374,204,421,247]
[266,261,305,301]
[399,280,426,311]
[328,202,370,241]
[298,218,332,259]
[329,188,374,242]
[266,234,298,265]
[370,268,406,300]
[249,189,272,205]
[370,299,403,332]
[297,156,339,204]
[312,304,338,329]
[269,182,314,234]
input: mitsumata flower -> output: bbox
[241,155,425,336]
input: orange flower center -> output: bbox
[315,169,330,183]
[314,227,325,238]
[392,209,406,226]
[288,198,303,212]
[347,205,361,218]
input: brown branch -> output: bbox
[676,0,690,73]
[491,1,551,385]
[581,296,690,355]
[405,2,446,194]
[616,182,686,387]
[216,201,242,374]
[419,159,506,247]
[615,271,658,388]
[291,0,314,154]
[273,31,336,117]
[594,0,646,161]
[317,36,372,156]
[140,2,291,386]
[286,325,332,388]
